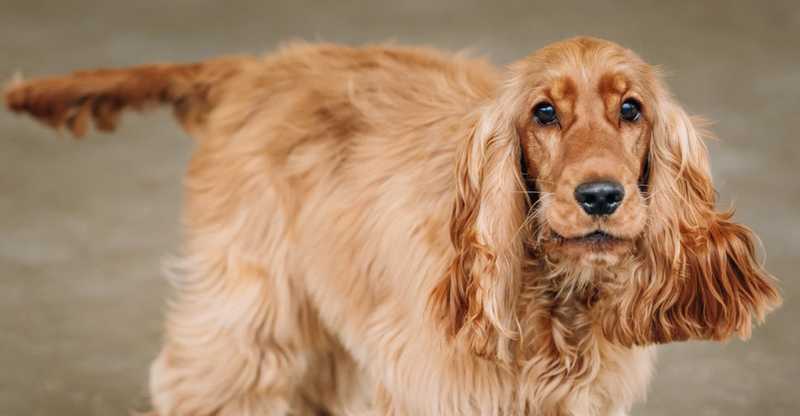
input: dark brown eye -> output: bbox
[620,99,642,122]
[533,102,558,125]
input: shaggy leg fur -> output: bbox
[146,148,349,415]
[147,252,335,415]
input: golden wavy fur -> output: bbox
[5,37,781,416]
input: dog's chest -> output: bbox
[507,296,655,415]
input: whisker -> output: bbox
[518,175,558,186]
[513,192,551,240]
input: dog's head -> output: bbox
[430,37,780,357]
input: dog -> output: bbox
[5,36,781,416]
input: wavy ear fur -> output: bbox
[602,97,782,345]
[429,101,529,359]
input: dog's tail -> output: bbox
[4,57,249,137]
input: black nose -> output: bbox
[574,181,625,216]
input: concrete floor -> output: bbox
[1,1,798,415]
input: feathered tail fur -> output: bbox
[5,57,249,137]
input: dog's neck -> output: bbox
[516,258,633,354]
[510,262,636,403]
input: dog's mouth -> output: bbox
[543,229,634,264]
[550,230,628,249]
[570,230,618,243]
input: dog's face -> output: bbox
[431,37,779,356]
[515,46,655,266]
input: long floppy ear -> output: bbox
[602,98,781,345]
[428,102,529,359]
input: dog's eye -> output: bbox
[533,103,558,126]
[620,99,642,122]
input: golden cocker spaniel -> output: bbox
[6,37,781,416]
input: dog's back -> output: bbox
[5,43,497,140]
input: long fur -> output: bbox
[5,38,781,416]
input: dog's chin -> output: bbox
[542,230,635,267]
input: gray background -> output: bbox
[1,1,797,415]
